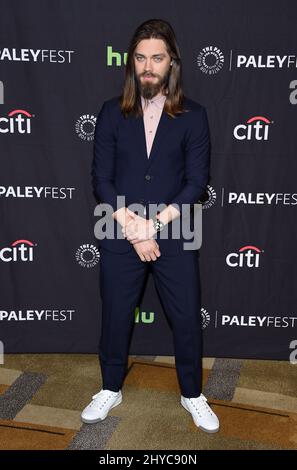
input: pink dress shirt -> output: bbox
[141,93,167,158]
[140,93,167,216]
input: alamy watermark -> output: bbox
[289,339,297,364]
[94,196,203,250]
[0,340,4,364]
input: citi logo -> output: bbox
[233,116,273,141]
[0,239,36,262]
[0,109,34,134]
[226,245,263,268]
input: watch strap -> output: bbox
[152,214,165,232]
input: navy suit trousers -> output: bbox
[98,246,203,398]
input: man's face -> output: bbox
[134,38,171,100]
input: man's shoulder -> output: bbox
[182,96,205,113]
[102,95,122,113]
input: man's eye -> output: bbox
[136,57,162,62]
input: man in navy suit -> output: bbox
[81,19,219,433]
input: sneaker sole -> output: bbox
[180,400,220,434]
[81,395,122,424]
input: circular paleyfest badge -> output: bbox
[197,46,224,75]
[201,308,211,329]
[76,243,100,268]
[198,185,217,210]
[75,114,97,141]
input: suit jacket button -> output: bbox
[145,174,151,181]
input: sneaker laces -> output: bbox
[89,389,119,410]
[187,393,215,418]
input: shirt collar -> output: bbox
[141,93,167,109]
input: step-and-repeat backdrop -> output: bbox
[1,1,296,359]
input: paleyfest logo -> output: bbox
[76,243,100,268]
[198,185,216,210]
[75,114,97,141]
[0,239,36,262]
[201,308,211,329]
[197,46,224,75]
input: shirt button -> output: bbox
[145,174,151,181]
[149,130,152,133]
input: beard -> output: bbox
[136,68,170,100]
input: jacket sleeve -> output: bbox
[91,101,125,211]
[169,106,210,210]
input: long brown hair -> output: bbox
[120,19,189,119]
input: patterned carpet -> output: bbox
[0,354,296,450]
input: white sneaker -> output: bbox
[181,393,220,433]
[81,389,122,424]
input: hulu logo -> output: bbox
[134,307,155,324]
[107,46,128,67]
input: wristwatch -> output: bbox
[152,214,165,233]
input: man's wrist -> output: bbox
[148,218,157,236]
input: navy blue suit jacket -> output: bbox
[91,95,210,255]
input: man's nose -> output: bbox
[144,59,154,70]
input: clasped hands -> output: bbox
[122,208,156,244]
[121,208,161,262]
